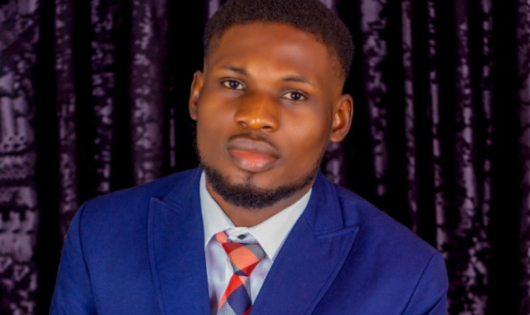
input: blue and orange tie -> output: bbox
[215,231,265,315]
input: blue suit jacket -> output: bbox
[50,168,448,314]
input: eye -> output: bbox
[282,91,306,101]
[222,80,244,90]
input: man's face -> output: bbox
[189,22,352,209]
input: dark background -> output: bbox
[1,0,528,314]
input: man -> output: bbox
[50,0,448,314]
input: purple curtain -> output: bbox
[0,1,39,314]
[518,1,530,313]
[1,0,529,313]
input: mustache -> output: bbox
[226,131,279,152]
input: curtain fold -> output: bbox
[129,0,167,186]
[359,0,389,203]
[90,0,120,195]
[401,0,418,232]
[55,0,78,237]
[0,1,40,314]
[440,1,490,313]
[518,1,530,313]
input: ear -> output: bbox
[189,71,204,121]
[329,94,353,143]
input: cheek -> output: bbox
[282,112,332,164]
[195,119,223,156]
[194,99,235,161]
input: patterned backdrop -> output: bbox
[0,0,528,314]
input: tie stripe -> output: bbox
[215,231,265,315]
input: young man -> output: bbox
[50,0,448,314]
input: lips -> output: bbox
[226,136,280,173]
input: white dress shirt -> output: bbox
[200,172,311,314]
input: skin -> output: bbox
[189,22,353,227]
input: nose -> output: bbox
[234,93,280,131]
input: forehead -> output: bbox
[205,22,342,85]
[208,22,325,51]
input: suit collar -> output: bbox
[251,173,360,315]
[148,168,211,315]
[200,170,312,262]
[303,173,349,235]
[159,169,349,233]
[148,169,359,315]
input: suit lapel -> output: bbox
[251,174,360,315]
[147,170,359,315]
[148,170,211,315]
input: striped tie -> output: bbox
[215,231,265,315]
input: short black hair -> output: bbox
[203,0,354,78]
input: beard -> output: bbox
[194,127,324,209]
[200,162,319,209]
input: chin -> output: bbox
[201,162,317,210]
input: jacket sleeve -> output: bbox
[402,252,449,315]
[49,202,97,315]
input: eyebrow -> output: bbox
[281,75,315,86]
[218,64,315,86]
[220,64,248,76]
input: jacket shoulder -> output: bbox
[320,182,448,313]
[333,183,439,258]
[73,168,201,232]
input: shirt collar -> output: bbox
[200,172,311,261]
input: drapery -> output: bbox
[1,0,529,314]
[0,1,39,314]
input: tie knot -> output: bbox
[215,231,265,276]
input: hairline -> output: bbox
[203,21,346,82]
